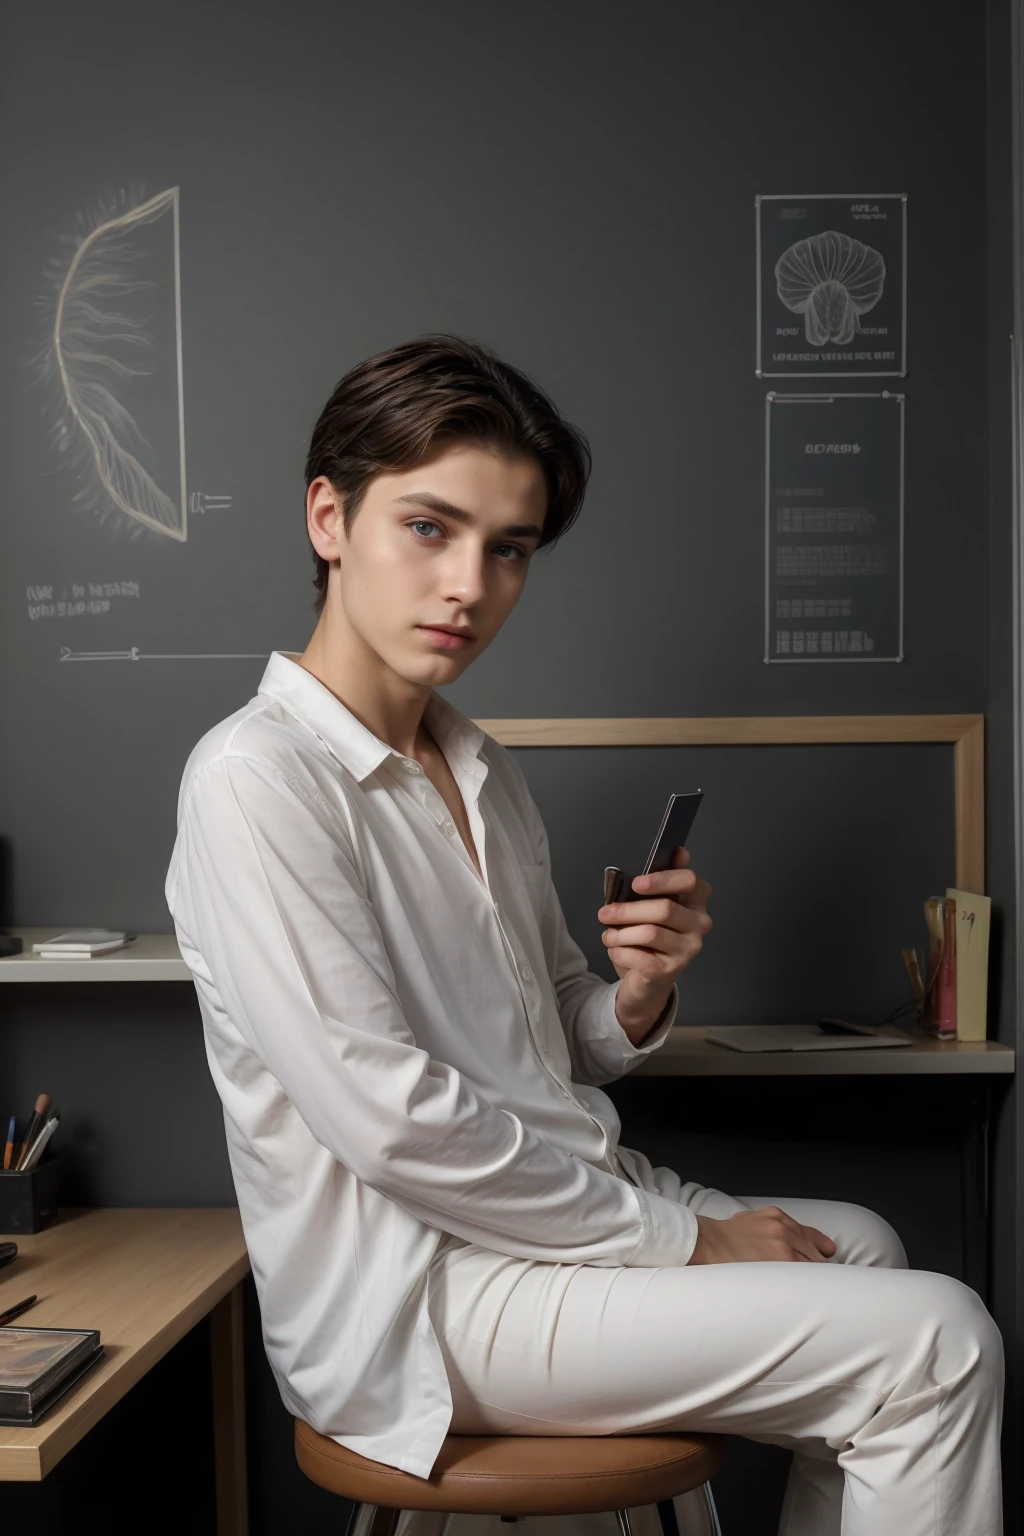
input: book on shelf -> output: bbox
[0,1325,104,1426]
[31,930,129,958]
[945,888,991,1043]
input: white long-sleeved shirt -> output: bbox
[164,650,697,1478]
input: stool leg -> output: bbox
[701,1482,723,1536]
[616,1510,633,1536]
[656,1499,680,1536]
[657,1487,723,1536]
[347,1506,377,1536]
[346,1507,401,1536]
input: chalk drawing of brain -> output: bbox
[774,230,886,346]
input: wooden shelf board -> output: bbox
[633,1025,1015,1076]
[0,931,189,983]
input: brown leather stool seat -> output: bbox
[295,1419,726,1518]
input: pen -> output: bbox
[0,1295,37,1326]
[14,1095,51,1172]
[3,1117,15,1171]
[20,1118,59,1172]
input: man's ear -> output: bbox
[307,477,345,561]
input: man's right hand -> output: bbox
[688,1206,837,1264]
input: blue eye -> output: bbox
[407,520,527,562]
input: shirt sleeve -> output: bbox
[167,752,697,1268]
[514,770,679,1086]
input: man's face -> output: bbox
[309,441,547,683]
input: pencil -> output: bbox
[0,1295,37,1326]
[2,1117,14,1171]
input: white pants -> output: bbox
[409,1185,1004,1536]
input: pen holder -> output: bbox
[0,1155,58,1234]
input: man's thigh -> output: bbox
[433,1242,977,1445]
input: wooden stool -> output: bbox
[295,1420,726,1536]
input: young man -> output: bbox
[165,335,1003,1536]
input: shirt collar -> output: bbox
[257,650,488,786]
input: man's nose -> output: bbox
[441,547,488,604]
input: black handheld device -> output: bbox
[603,790,704,905]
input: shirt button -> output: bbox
[401,758,423,775]
[521,964,532,981]
[443,820,456,835]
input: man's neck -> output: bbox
[297,610,435,762]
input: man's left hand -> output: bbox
[597,847,713,1030]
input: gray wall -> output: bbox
[1,1,1014,1532]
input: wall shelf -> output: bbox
[0,930,190,983]
[633,1025,1014,1076]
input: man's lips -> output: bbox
[418,624,476,640]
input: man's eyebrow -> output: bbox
[393,491,544,541]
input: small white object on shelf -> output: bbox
[31,929,129,958]
[707,1022,912,1052]
[1,930,188,982]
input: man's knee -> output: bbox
[857,1204,908,1268]
[949,1279,1004,1367]
[829,1200,908,1268]
[916,1271,1004,1383]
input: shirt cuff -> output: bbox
[627,1184,699,1266]
[611,978,678,1059]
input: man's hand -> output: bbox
[689,1207,837,1264]
[599,846,712,1039]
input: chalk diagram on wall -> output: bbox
[36,186,190,541]
[28,185,263,664]
[774,231,885,347]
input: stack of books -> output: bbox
[30,930,131,960]
[0,1326,103,1425]
[906,888,992,1041]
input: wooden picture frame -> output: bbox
[474,714,986,895]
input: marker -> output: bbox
[0,1295,37,1327]
[20,1118,59,1173]
[14,1094,51,1172]
[3,1118,15,1171]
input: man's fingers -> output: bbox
[785,1219,834,1262]
[759,1207,834,1263]
[601,908,710,948]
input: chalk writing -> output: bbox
[27,579,140,621]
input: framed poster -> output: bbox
[756,194,906,378]
[765,392,905,663]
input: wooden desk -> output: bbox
[0,1208,250,1533]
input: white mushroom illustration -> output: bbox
[774,230,886,346]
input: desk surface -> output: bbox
[633,1025,1015,1075]
[0,1207,249,1480]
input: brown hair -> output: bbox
[304,333,591,613]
